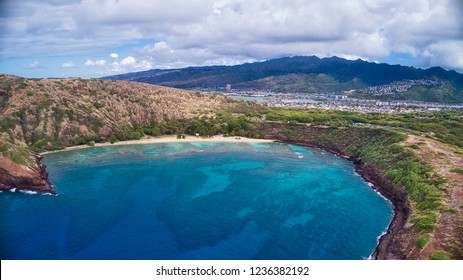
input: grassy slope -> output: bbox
[1,75,462,259]
[242,108,462,259]
[236,73,365,93]
[106,56,463,103]
[0,75,249,153]
[0,75,248,193]
[182,106,463,259]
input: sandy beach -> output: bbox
[37,133,403,259]
[41,135,275,154]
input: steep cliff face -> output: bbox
[249,124,412,259]
[1,75,460,259]
[0,153,54,194]
[356,163,410,260]
[0,75,242,150]
[240,122,462,260]
[0,75,244,194]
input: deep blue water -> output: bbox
[0,142,393,260]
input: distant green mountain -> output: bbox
[104,56,463,103]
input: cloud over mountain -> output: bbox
[1,0,462,76]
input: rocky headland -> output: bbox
[0,153,54,194]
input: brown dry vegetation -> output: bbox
[0,75,243,149]
[1,75,462,259]
[0,75,245,193]
[243,119,462,259]
[400,135,463,259]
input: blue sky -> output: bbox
[1,0,462,78]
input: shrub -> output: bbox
[416,233,432,249]
[109,135,118,144]
[414,213,438,232]
[11,153,28,165]
[450,168,463,175]
[10,148,30,165]
[443,208,458,214]
[0,143,8,153]
[71,137,88,146]
[429,251,452,260]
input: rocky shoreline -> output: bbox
[355,163,409,259]
[275,139,411,260]
[0,154,56,195]
[1,136,410,259]
[2,135,271,195]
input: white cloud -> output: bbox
[84,55,153,75]
[61,61,75,68]
[110,56,152,72]
[140,41,175,55]
[133,41,256,69]
[120,56,136,65]
[2,0,463,74]
[84,59,106,66]
[23,61,44,69]
[416,41,463,70]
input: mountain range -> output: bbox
[104,56,463,103]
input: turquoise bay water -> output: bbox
[0,142,392,259]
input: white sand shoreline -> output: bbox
[41,135,275,155]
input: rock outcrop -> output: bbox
[0,154,55,195]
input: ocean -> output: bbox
[0,142,393,259]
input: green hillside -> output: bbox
[1,75,462,260]
[104,56,463,103]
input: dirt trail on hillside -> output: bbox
[404,135,463,259]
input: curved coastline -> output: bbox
[4,135,408,259]
[274,139,410,260]
[40,135,275,155]
[354,163,409,259]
